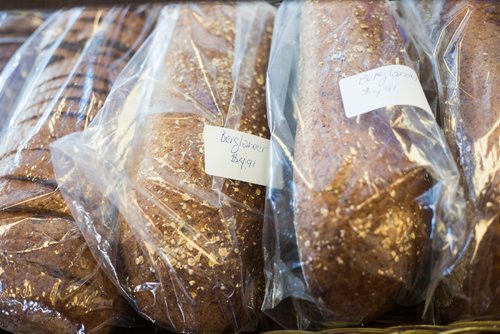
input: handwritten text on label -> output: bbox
[204,125,270,186]
[339,64,432,118]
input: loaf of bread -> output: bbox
[0,8,153,211]
[0,7,156,333]
[432,0,500,322]
[109,3,274,332]
[293,0,437,324]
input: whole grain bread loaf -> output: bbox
[294,0,432,324]
[0,7,157,333]
[116,3,274,332]
[434,0,500,322]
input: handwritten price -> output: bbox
[231,153,257,170]
[361,83,397,98]
[203,125,270,186]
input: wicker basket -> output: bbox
[264,321,500,334]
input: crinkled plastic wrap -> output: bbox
[262,0,466,329]
[0,7,157,333]
[0,10,49,128]
[51,3,275,333]
[0,11,48,71]
[399,0,499,322]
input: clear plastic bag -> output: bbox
[0,10,48,71]
[0,10,49,129]
[0,6,157,333]
[51,3,275,333]
[399,0,499,323]
[262,0,467,329]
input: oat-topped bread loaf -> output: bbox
[116,4,274,332]
[293,0,432,323]
[431,0,500,322]
[0,7,157,333]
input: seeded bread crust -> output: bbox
[435,0,500,322]
[0,7,155,333]
[294,0,431,324]
[117,3,273,333]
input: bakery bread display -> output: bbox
[263,0,465,328]
[0,0,496,331]
[0,7,156,333]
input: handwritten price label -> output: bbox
[339,64,432,118]
[203,125,270,186]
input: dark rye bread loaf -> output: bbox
[0,7,153,215]
[0,9,152,213]
[435,0,500,322]
[117,3,273,332]
[0,7,156,333]
[294,0,432,323]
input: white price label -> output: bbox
[339,64,432,118]
[203,125,270,186]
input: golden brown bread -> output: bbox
[433,0,500,322]
[117,3,274,332]
[294,0,432,324]
[0,7,157,333]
